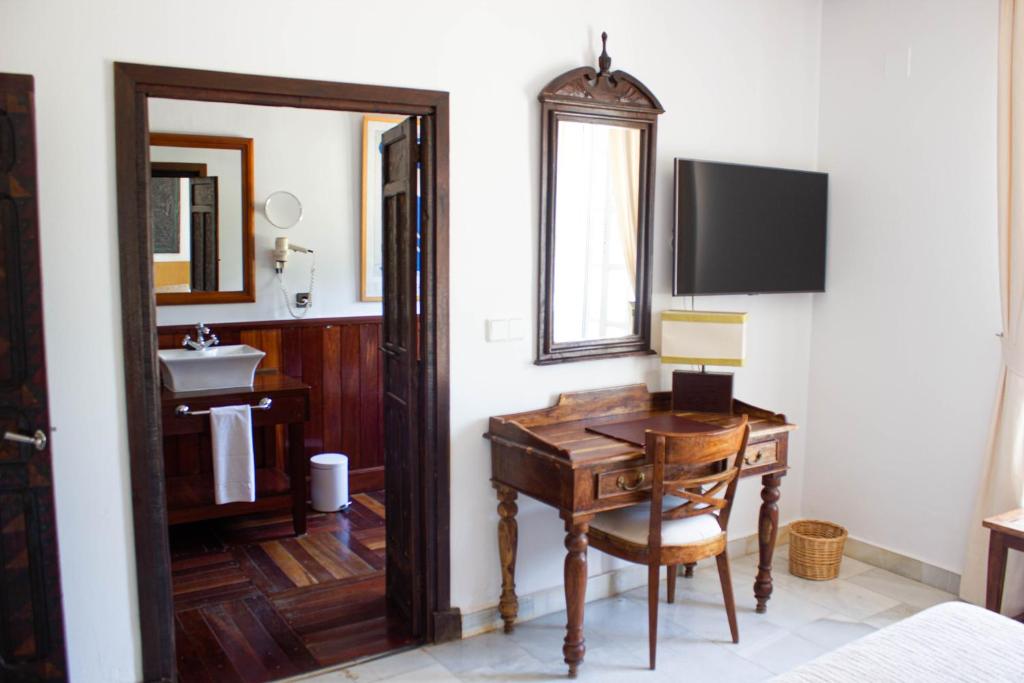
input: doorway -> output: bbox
[113,64,453,682]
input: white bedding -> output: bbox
[773,601,1024,682]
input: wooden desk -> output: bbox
[486,384,795,677]
[984,509,1024,614]
[161,370,311,535]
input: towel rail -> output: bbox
[175,397,273,417]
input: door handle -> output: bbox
[379,345,399,357]
[3,430,47,452]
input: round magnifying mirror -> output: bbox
[264,191,303,229]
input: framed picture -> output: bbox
[361,115,405,301]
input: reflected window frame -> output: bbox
[536,40,664,364]
[149,132,256,306]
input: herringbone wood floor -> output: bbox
[170,491,413,682]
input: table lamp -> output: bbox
[660,310,747,413]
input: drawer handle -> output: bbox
[745,448,767,466]
[616,471,646,491]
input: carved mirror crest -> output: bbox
[537,33,664,364]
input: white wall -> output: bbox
[804,0,1002,574]
[0,1,823,680]
[148,99,381,324]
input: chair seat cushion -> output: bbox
[590,496,723,547]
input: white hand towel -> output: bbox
[210,405,256,504]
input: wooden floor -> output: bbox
[170,491,413,682]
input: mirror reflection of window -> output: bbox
[151,176,194,293]
[552,120,641,344]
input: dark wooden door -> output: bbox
[0,74,67,681]
[380,117,425,636]
[189,176,218,291]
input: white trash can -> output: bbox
[310,453,350,512]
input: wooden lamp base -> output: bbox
[672,370,734,414]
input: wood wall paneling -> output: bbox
[159,317,384,495]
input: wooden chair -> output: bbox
[588,418,750,669]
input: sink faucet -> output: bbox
[182,323,219,351]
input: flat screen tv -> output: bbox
[673,158,828,295]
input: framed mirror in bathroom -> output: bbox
[536,34,664,364]
[149,131,256,305]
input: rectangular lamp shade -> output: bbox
[660,310,747,366]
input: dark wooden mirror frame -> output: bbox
[114,62,453,682]
[150,132,256,305]
[536,34,664,365]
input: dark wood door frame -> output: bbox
[113,63,452,682]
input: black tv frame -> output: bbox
[672,157,828,296]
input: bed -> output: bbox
[774,601,1024,682]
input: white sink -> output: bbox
[158,345,266,393]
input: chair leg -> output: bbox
[716,552,739,644]
[648,564,660,669]
[667,565,677,603]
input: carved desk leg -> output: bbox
[495,485,519,633]
[562,518,590,679]
[754,473,783,613]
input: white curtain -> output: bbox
[609,127,639,287]
[961,0,1024,614]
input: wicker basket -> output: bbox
[788,519,848,581]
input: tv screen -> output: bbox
[673,159,828,295]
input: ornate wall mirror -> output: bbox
[150,132,255,305]
[537,34,663,364]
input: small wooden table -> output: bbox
[984,508,1024,613]
[161,371,311,534]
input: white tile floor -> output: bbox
[295,547,958,682]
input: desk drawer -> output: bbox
[596,466,652,499]
[595,440,780,500]
[596,442,779,499]
[742,441,778,469]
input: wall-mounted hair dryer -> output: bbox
[273,236,317,318]
[273,237,313,273]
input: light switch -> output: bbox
[486,319,510,342]
[508,318,525,340]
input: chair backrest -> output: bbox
[645,418,750,553]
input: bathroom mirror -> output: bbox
[149,131,255,305]
[537,34,663,364]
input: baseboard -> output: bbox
[349,466,385,494]
[459,526,791,639]
[731,523,791,557]
[842,536,961,595]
